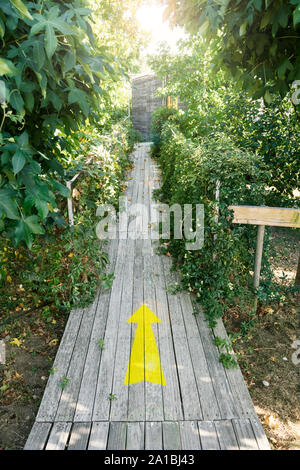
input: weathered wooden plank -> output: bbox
[128,240,145,421]
[152,252,183,421]
[92,239,128,421]
[162,422,181,450]
[250,417,271,450]
[232,418,259,450]
[145,422,163,450]
[24,422,52,450]
[195,311,239,419]
[55,296,99,421]
[88,422,109,450]
[229,205,300,228]
[179,421,201,450]
[144,239,164,422]
[142,148,151,239]
[179,291,221,420]
[162,256,202,420]
[107,422,127,451]
[198,421,220,450]
[126,422,145,450]
[110,238,135,421]
[36,307,86,422]
[45,422,71,450]
[74,239,118,422]
[68,422,91,450]
[215,420,239,450]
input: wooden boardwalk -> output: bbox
[25,143,270,450]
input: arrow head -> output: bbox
[127,304,161,324]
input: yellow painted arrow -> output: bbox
[124,304,166,386]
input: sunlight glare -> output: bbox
[136,4,185,53]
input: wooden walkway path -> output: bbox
[25,143,270,450]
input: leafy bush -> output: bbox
[0,119,132,322]
[154,121,271,326]
[0,0,118,247]
[150,106,181,157]
[149,39,300,205]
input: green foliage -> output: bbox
[150,105,181,157]
[153,120,272,326]
[0,120,133,320]
[97,338,105,350]
[149,39,300,203]
[0,0,138,248]
[162,0,300,102]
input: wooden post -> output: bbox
[66,173,81,226]
[213,180,220,262]
[253,225,265,310]
[67,181,74,226]
[228,205,300,309]
[253,225,265,290]
[296,255,300,285]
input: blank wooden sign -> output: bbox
[228,205,300,228]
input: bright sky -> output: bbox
[136,4,185,55]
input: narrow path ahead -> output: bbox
[25,143,270,450]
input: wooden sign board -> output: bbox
[228,205,300,228]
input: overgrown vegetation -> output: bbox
[149,36,299,329]
[0,1,143,449]
[0,0,143,309]
[150,38,299,204]
[0,120,134,324]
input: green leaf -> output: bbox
[52,180,70,198]
[277,6,290,28]
[9,0,33,20]
[0,18,5,39]
[44,24,57,60]
[48,90,62,111]
[15,219,33,247]
[277,58,293,80]
[270,41,278,57]
[293,6,300,27]
[0,58,18,76]
[29,21,46,37]
[33,41,46,70]
[24,92,34,112]
[260,9,273,29]
[35,71,47,99]
[68,88,89,116]
[12,149,26,174]
[239,22,247,36]
[35,200,49,220]
[0,190,19,220]
[24,215,45,234]
[9,91,24,112]
[264,89,273,104]
[253,0,262,11]
[68,88,87,105]
[17,131,29,148]
[64,50,76,73]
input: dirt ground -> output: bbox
[0,313,66,450]
[224,226,300,450]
